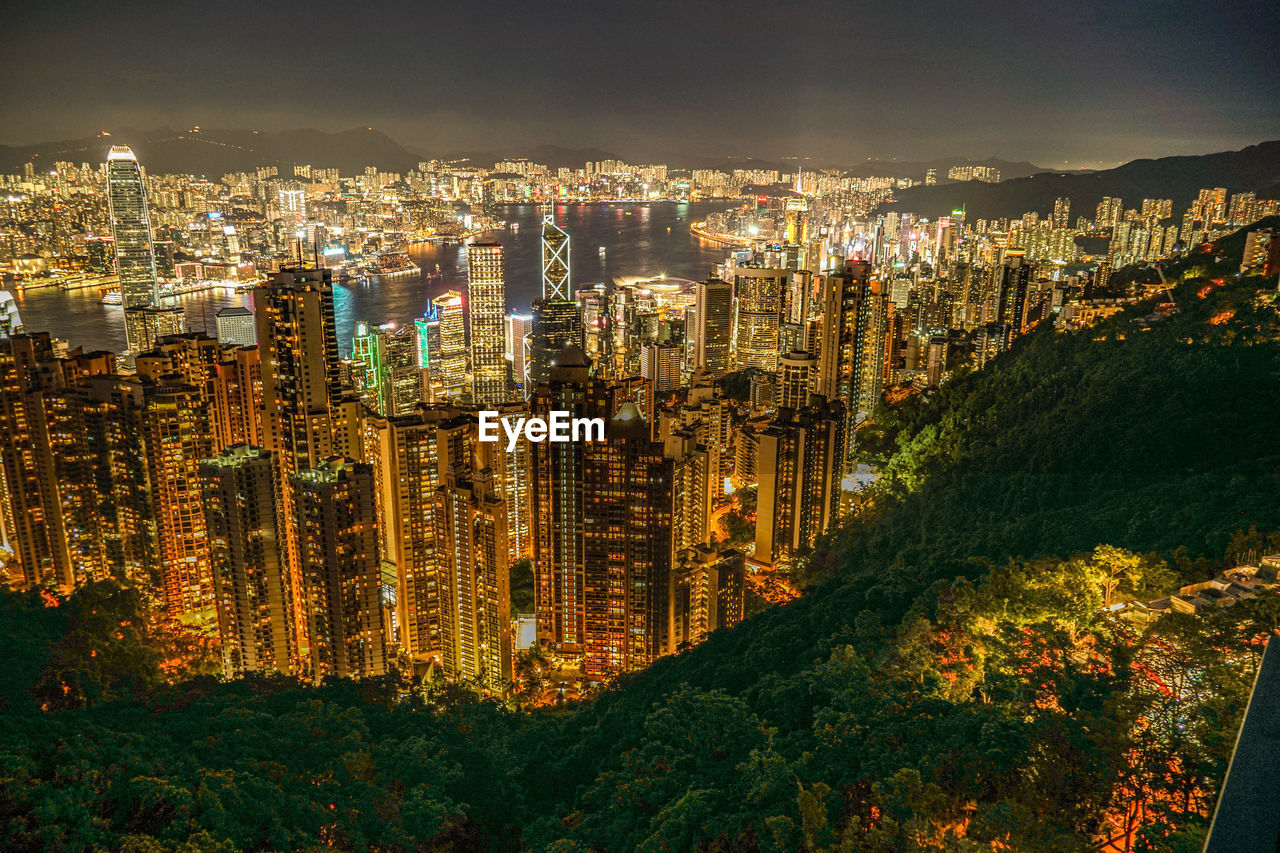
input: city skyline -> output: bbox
[3,14,1280,842]
[5,0,1279,167]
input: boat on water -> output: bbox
[99,290,122,305]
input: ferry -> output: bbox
[99,289,122,305]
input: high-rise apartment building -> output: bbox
[142,374,215,621]
[215,306,256,347]
[667,545,745,653]
[580,402,674,678]
[996,252,1032,350]
[664,422,713,554]
[0,334,72,588]
[640,341,681,392]
[1052,197,1071,230]
[814,260,875,465]
[254,267,363,658]
[253,267,346,481]
[364,409,454,666]
[486,400,535,566]
[212,346,264,450]
[531,348,674,678]
[778,350,817,410]
[435,459,512,690]
[754,400,845,565]
[292,457,386,681]
[467,243,508,405]
[200,445,295,677]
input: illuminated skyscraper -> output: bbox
[431,291,468,400]
[353,321,423,417]
[854,279,889,418]
[466,243,508,405]
[0,333,73,588]
[254,267,363,659]
[580,402,673,677]
[106,146,159,315]
[996,251,1032,349]
[254,267,346,481]
[292,457,386,681]
[200,445,295,677]
[778,350,816,409]
[525,298,584,392]
[732,268,787,371]
[814,260,868,463]
[505,313,533,391]
[352,322,385,413]
[124,306,186,356]
[414,306,443,403]
[541,216,571,300]
[487,400,535,565]
[693,278,732,376]
[664,425,712,552]
[56,370,153,586]
[1052,197,1071,230]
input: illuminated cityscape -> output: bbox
[2,1,1280,849]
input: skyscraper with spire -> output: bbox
[526,221,583,394]
[541,216,571,300]
[106,146,176,353]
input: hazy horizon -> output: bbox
[7,0,1278,170]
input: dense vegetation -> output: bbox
[2,255,1279,850]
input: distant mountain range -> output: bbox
[443,145,630,170]
[0,127,429,176]
[879,140,1280,220]
[0,128,633,177]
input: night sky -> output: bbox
[6,0,1279,167]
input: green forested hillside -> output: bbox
[2,263,1279,851]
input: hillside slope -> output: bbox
[879,139,1280,220]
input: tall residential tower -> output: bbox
[466,243,508,405]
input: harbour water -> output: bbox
[12,201,731,357]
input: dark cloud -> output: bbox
[5,0,1278,166]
